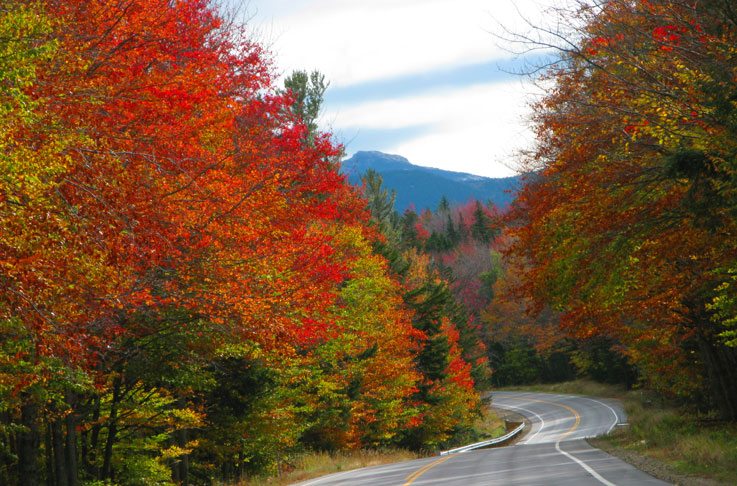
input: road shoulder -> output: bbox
[587,438,729,486]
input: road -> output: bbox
[293,391,671,485]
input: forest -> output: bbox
[1,0,736,485]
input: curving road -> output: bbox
[293,391,672,485]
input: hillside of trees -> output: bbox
[341,151,521,212]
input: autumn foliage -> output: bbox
[508,0,737,418]
[0,1,485,485]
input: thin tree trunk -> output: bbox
[65,390,78,486]
[18,398,39,486]
[86,395,101,479]
[175,428,189,486]
[718,346,737,419]
[5,410,18,485]
[79,427,87,480]
[171,447,181,484]
[45,422,54,486]
[52,418,68,486]
[102,377,122,480]
[237,451,244,481]
[172,397,189,486]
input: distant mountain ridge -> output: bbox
[340,151,521,212]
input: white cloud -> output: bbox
[248,0,557,86]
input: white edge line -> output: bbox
[496,394,619,486]
[580,397,621,434]
[555,441,618,486]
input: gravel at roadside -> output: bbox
[588,438,729,486]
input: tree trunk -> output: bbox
[52,418,68,486]
[65,390,78,486]
[172,397,189,486]
[18,398,39,486]
[79,427,87,481]
[175,428,189,486]
[45,422,54,486]
[237,451,244,481]
[86,395,101,479]
[102,377,121,480]
[171,445,181,484]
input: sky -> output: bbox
[236,0,558,178]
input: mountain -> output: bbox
[340,151,522,212]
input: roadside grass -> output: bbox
[499,380,737,485]
[603,396,737,485]
[458,405,508,443]
[231,407,507,486]
[497,379,629,399]
[231,449,422,486]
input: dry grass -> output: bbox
[498,379,629,399]
[229,449,422,486]
[502,380,737,485]
[602,396,737,484]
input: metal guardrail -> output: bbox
[439,423,525,456]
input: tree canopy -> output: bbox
[0,2,487,485]
[508,0,737,418]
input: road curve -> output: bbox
[293,392,671,485]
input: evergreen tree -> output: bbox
[446,213,460,247]
[400,209,422,249]
[437,195,450,213]
[405,282,452,385]
[282,69,328,141]
[361,169,401,246]
[470,201,495,243]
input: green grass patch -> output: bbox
[502,380,737,485]
[471,406,507,440]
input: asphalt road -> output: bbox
[293,391,672,485]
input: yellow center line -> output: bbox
[505,396,581,440]
[504,396,616,486]
[402,397,582,485]
[402,453,457,485]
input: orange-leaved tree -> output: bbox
[508,0,737,417]
[0,0,371,484]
